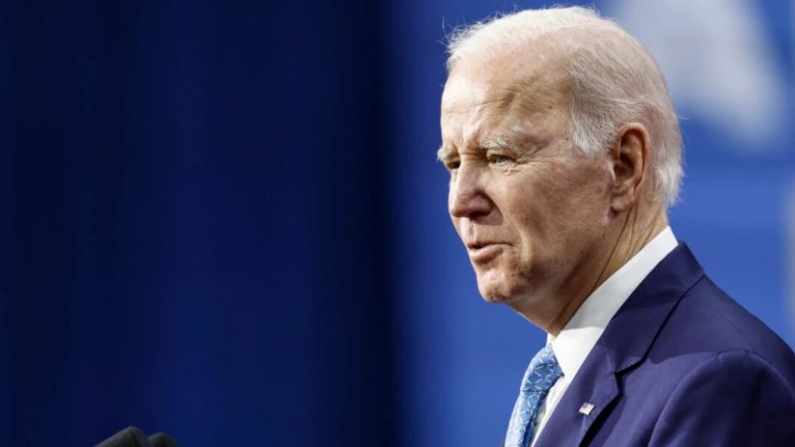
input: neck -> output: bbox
[543,203,668,336]
[598,205,668,286]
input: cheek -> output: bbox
[556,159,612,204]
[557,181,613,242]
[524,164,611,235]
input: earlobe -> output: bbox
[610,124,650,213]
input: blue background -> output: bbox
[0,0,793,445]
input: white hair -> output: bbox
[446,6,683,208]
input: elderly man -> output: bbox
[438,6,795,447]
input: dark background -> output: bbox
[1,0,793,446]
[1,0,392,445]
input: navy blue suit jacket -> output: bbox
[510,244,795,446]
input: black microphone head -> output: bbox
[148,433,179,447]
[94,426,151,447]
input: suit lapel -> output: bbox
[533,244,705,447]
[533,347,618,447]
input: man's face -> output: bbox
[439,45,616,325]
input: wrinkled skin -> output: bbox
[439,41,665,333]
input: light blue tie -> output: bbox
[505,344,563,447]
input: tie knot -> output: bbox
[520,344,563,396]
[531,344,559,368]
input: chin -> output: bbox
[477,274,534,306]
[477,281,515,304]
[481,291,507,304]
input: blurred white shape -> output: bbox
[605,0,787,151]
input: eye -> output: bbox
[444,159,461,171]
[441,156,461,172]
[488,154,512,165]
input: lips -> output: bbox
[466,240,502,250]
[466,241,506,262]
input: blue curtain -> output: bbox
[0,0,394,445]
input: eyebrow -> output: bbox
[481,137,518,152]
[436,144,453,162]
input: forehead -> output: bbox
[442,70,567,118]
[440,41,572,143]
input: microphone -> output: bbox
[148,433,179,447]
[94,427,180,447]
[93,427,149,447]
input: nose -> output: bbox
[448,165,492,219]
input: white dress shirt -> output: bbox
[529,227,678,446]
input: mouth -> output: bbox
[466,240,501,250]
[466,241,506,262]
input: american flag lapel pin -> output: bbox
[579,402,595,415]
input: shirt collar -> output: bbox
[548,226,678,381]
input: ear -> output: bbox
[610,123,651,213]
